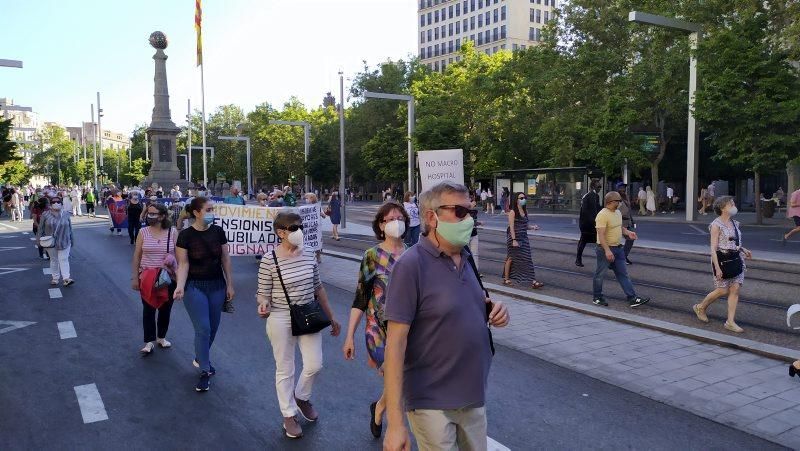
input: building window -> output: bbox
[485,30,490,42]
[434,61,439,71]
[501,44,506,49]
[485,11,490,24]
[442,61,446,71]
[420,0,425,8]
[478,0,483,8]
[456,38,461,49]
[470,0,475,12]
[478,14,483,27]
[470,16,475,30]
[435,45,440,56]
[477,33,483,45]
[544,0,549,5]
[470,34,475,42]
[428,29,432,41]
[552,0,557,7]
[456,3,461,16]
[421,15,425,26]
[493,8,498,23]
[441,25,446,36]
[428,12,432,23]
[529,27,535,40]
[449,23,453,36]
[513,43,518,50]
[420,48,425,58]
[435,28,439,39]
[536,9,542,23]
[530,8,535,21]
[421,31,425,43]
[501,5,506,20]
[493,27,498,41]
[521,44,527,49]
[435,10,439,22]
[441,7,446,20]
[449,5,453,18]
[448,40,453,53]
[501,25,506,38]
[456,21,461,34]
[544,11,549,22]
[449,57,453,63]
[428,45,432,56]
[463,1,468,13]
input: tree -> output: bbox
[0,159,30,186]
[0,117,19,165]
[694,1,800,222]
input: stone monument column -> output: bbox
[143,31,184,190]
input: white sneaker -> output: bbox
[140,342,155,355]
[157,338,171,348]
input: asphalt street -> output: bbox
[0,215,784,449]
[333,204,800,349]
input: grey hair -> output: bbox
[418,181,470,234]
[713,195,735,216]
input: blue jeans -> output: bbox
[183,278,226,372]
[593,245,636,300]
[405,225,421,246]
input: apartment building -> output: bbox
[418,0,558,71]
[67,122,130,151]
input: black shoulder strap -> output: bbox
[733,221,741,247]
[464,247,496,356]
[166,227,171,253]
[271,251,292,306]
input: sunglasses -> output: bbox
[437,205,471,219]
[280,224,304,232]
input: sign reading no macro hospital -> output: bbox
[211,203,321,256]
[417,148,465,191]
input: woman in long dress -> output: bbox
[645,186,656,216]
[503,192,544,289]
[328,191,341,241]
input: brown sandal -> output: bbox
[503,279,513,286]
[531,281,544,289]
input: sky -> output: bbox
[0,0,418,134]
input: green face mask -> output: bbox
[434,212,474,247]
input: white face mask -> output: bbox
[384,219,406,239]
[287,229,304,247]
[728,206,738,216]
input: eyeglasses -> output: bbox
[280,224,304,232]
[437,205,471,219]
[382,217,404,223]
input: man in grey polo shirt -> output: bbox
[383,181,510,451]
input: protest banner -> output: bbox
[417,148,465,191]
[212,203,321,256]
[106,199,128,229]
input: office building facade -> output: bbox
[418,0,557,71]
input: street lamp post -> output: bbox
[363,90,416,194]
[91,104,98,192]
[187,99,192,183]
[269,120,311,193]
[338,72,346,228]
[0,59,23,68]
[218,136,251,198]
[97,92,104,168]
[629,11,702,222]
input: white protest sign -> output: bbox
[418,149,465,191]
[212,203,321,256]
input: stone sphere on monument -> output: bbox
[149,31,168,49]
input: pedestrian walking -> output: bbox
[84,188,96,217]
[382,181,510,451]
[485,188,495,215]
[500,187,510,214]
[257,211,340,439]
[343,202,409,439]
[576,180,602,267]
[10,188,23,222]
[503,192,544,288]
[30,197,49,260]
[616,183,635,265]
[173,197,236,392]
[637,186,647,215]
[645,186,656,216]
[692,196,752,333]
[592,191,650,308]
[665,185,675,214]
[70,186,83,217]
[479,189,488,212]
[402,192,420,246]
[127,195,144,245]
[783,187,800,244]
[224,187,246,205]
[36,196,75,287]
[327,191,341,241]
[131,203,178,355]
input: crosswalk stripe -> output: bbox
[74,383,109,424]
[57,321,77,339]
[48,288,62,299]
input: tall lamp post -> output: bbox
[269,120,311,193]
[218,135,251,198]
[338,71,347,228]
[629,11,702,222]
[363,90,416,194]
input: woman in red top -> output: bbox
[31,197,49,260]
[131,203,178,355]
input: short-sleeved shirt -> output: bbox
[224,195,245,205]
[788,190,800,219]
[176,225,228,281]
[256,250,321,312]
[595,208,623,246]
[384,237,492,411]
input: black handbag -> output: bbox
[465,249,496,356]
[715,222,743,279]
[272,251,331,336]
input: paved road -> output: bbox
[332,204,799,349]
[0,216,782,449]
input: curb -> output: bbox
[321,249,798,363]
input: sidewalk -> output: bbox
[319,251,800,449]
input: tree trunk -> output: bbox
[755,171,762,225]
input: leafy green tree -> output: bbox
[0,159,30,185]
[0,117,19,165]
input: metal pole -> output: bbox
[304,124,311,193]
[246,137,252,200]
[200,64,208,188]
[685,31,700,222]
[116,149,120,185]
[91,104,98,192]
[145,132,149,161]
[97,92,103,167]
[408,99,415,193]
[339,72,346,228]
[187,99,192,183]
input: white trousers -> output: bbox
[72,201,82,216]
[11,205,23,221]
[266,309,323,417]
[46,245,71,281]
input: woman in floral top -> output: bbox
[342,201,409,439]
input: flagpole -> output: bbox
[201,63,207,191]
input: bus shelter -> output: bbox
[492,167,605,213]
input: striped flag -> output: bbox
[195,0,202,66]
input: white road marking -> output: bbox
[488,437,511,451]
[74,383,109,423]
[0,246,24,251]
[57,321,77,339]
[48,288,62,299]
[771,239,800,244]
[0,267,29,276]
[0,222,18,230]
[43,268,52,275]
[0,320,36,334]
[689,224,709,235]
[22,232,29,235]
[29,237,37,241]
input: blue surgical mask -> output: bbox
[203,214,215,226]
[518,199,527,206]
